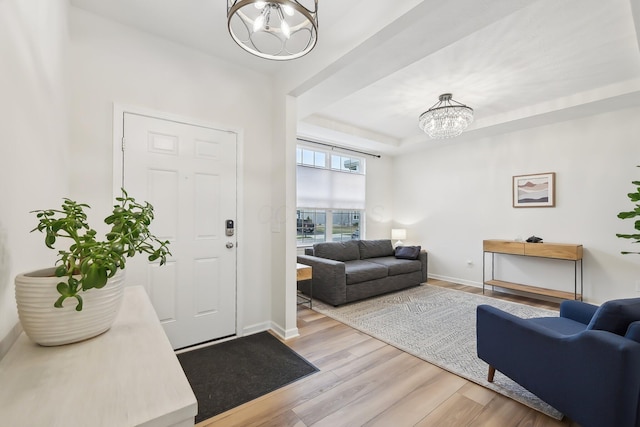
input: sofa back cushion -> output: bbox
[314,240,360,261]
[359,239,394,259]
[587,298,640,336]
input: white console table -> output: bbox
[0,286,197,427]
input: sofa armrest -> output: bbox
[560,300,599,325]
[419,250,428,282]
[625,321,640,343]
[297,254,347,306]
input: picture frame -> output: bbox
[512,172,555,208]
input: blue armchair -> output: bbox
[476,298,640,427]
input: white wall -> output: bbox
[68,8,276,335]
[0,0,70,355]
[365,155,395,239]
[393,107,640,304]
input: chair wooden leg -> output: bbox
[487,365,496,382]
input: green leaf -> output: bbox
[56,281,71,296]
[618,211,638,219]
[74,295,83,311]
[54,296,66,308]
[54,265,67,277]
[45,233,56,248]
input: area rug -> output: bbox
[312,284,564,419]
[177,331,318,423]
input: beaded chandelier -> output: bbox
[418,93,474,139]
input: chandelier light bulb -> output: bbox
[281,19,291,38]
[253,13,265,32]
[282,4,295,16]
[254,1,266,9]
[276,6,291,38]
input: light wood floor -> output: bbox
[197,280,581,427]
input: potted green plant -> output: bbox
[617,166,640,254]
[15,189,171,346]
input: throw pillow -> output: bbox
[395,245,421,260]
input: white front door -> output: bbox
[119,111,237,349]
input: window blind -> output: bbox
[296,166,365,210]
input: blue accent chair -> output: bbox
[476,298,640,427]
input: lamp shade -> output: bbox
[391,229,407,240]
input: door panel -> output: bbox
[121,112,237,349]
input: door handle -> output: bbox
[226,242,234,249]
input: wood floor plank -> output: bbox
[309,359,447,427]
[363,368,467,427]
[309,336,386,372]
[458,381,496,407]
[413,393,485,427]
[467,393,531,427]
[293,351,422,425]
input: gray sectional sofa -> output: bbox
[297,239,427,306]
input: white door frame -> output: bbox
[112,103,245,338]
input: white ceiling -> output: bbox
[70,0,640,155]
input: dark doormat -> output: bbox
[177,331,318,423]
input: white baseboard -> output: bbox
[428,274,483,289]
[268,321,299,340]
[241,321,271,337]
[240,320,299,340]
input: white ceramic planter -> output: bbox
[15,268,125,346]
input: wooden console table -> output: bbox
[483,239,583,300]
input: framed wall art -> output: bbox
[512,172,555,208]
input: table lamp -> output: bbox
[391,229,406,247]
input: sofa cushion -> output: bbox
[358,239,394,259]
[395,245,421,260]
[367,256,422,276]
[344,260,388,285]
[314,240,360,261]
[587,298,640,336]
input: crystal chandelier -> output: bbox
[418,94,474,139]
[227,0,318,61]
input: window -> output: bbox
[331,210,360,241]
[331,154,361,173]
[297,209,325,246]
[296,145,365,246]
[297,147,326,168]
[296,209,362,246]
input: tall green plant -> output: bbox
[31,189,171,311]
[617,166,640,254]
